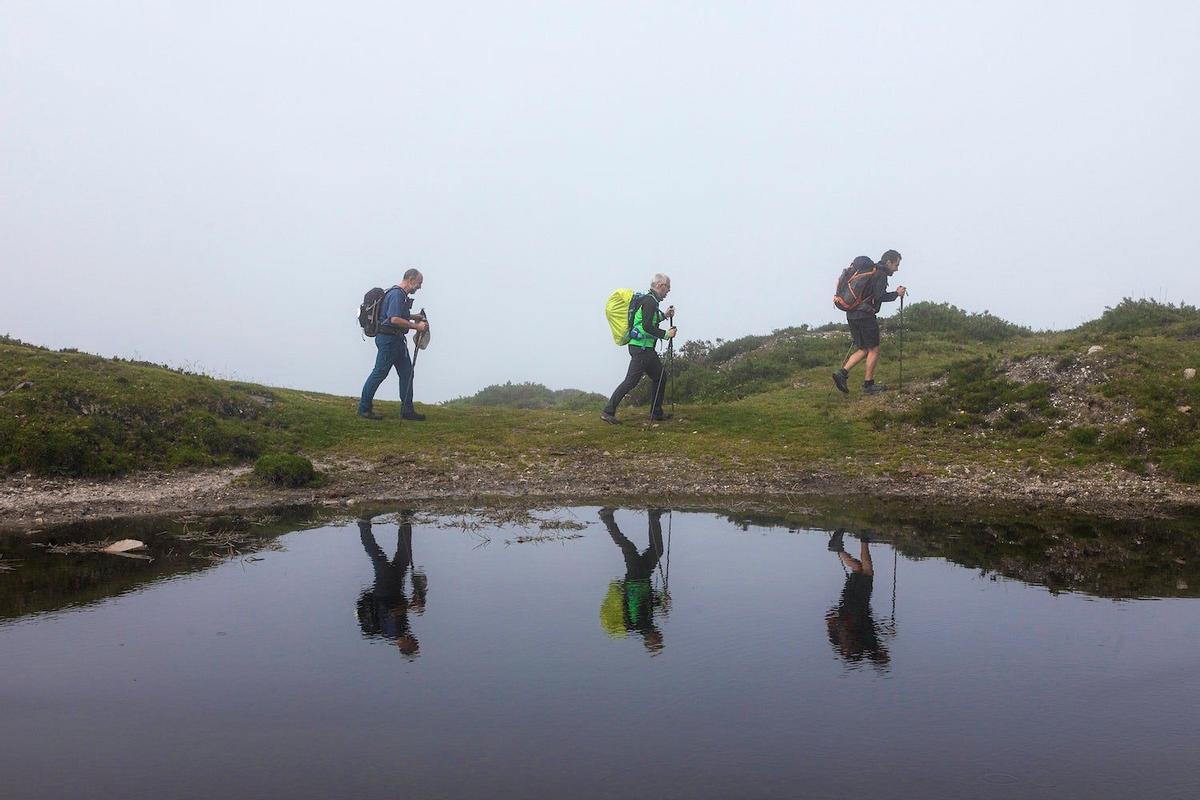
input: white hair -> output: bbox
[652,272,671,287]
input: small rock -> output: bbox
[101,539,145,554]
[1179,406,1192,414]
[1185,368,1196,380]
[1086,345,1104,355]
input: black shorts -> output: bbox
[848,317,880,350]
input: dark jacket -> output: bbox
[846,267,899,320]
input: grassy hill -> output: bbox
[2,298,1198,484]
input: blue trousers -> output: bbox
[359,334,414,413]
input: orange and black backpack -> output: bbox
[833,256,879,312]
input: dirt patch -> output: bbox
[1001,353,1132,429]
[2,448,1198,534]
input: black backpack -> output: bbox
[358,287,391,337]
[833,257,879,312]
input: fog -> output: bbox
[3,2,1198,402]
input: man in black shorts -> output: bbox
[833,250,907,395]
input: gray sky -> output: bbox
[3,1,1198,402]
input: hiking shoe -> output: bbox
[357,410,384,421]
[862,382,888,395]
[832,370,850,394]
[827,529,846,552]
[650,412,673,421]
[600,411,621,425]
[401,410,426,421]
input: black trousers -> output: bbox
[605,345,665,415]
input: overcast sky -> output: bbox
[3,2,1198,403]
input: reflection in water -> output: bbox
[5,508,1200,799]
[599,508,669,654]
[826,529,892,670]
[356,513,427,658]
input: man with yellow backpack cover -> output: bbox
[602,273,676,423]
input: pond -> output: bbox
[2,506,1198,799]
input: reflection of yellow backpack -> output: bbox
[605,289,644,346]
[600,581,627,637]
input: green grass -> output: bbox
[2,297,1198,484]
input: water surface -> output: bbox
[2,507,1198,799]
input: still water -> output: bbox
[2,507,1198,799]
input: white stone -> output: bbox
[1185,368,1196,380]
[1087,345,1104,355]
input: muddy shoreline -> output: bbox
[3,455,1199,534]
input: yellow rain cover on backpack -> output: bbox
[600,581,627,637]
[605,288,636,345]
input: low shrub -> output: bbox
[1160,447,1200,483]
[1067,426,1101,447]
[886,302,1032,342]
[253,453,318,487]
[1077,298,1200,336]
[446,382,605,410]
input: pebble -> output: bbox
[1185,368,1196,380]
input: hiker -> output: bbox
[825,529,890,669]
[601,273,676,424]
[356,513,427,658]
[599,508,668,653]
[358,268,429,420]
[832,250,907,395]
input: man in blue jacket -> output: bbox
[833,250,907,395]
[358,269,430,420]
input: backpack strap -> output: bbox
[377,286,403,329]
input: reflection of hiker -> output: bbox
[832,250,907,395]
[599,508,667,653]
[356,514,428,658]
[825,529,890,669]
[601,274,676,424]
[358,269,430,421]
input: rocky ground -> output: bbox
[2,452,1197,533]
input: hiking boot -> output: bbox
[650,412,673,421]
[862,381,888,395]
[401,410,426,421]
[357,410,384,421]
[600,411,621,425]
[827,529,846,552]
[832,370,850,394]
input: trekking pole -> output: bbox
[665,509,672,601]
[650,324,673,420]
[667,335,676,416]
[408,308,426,406]
[897,295,904,393]
[891,545,898,626]
[651,352,666,421]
